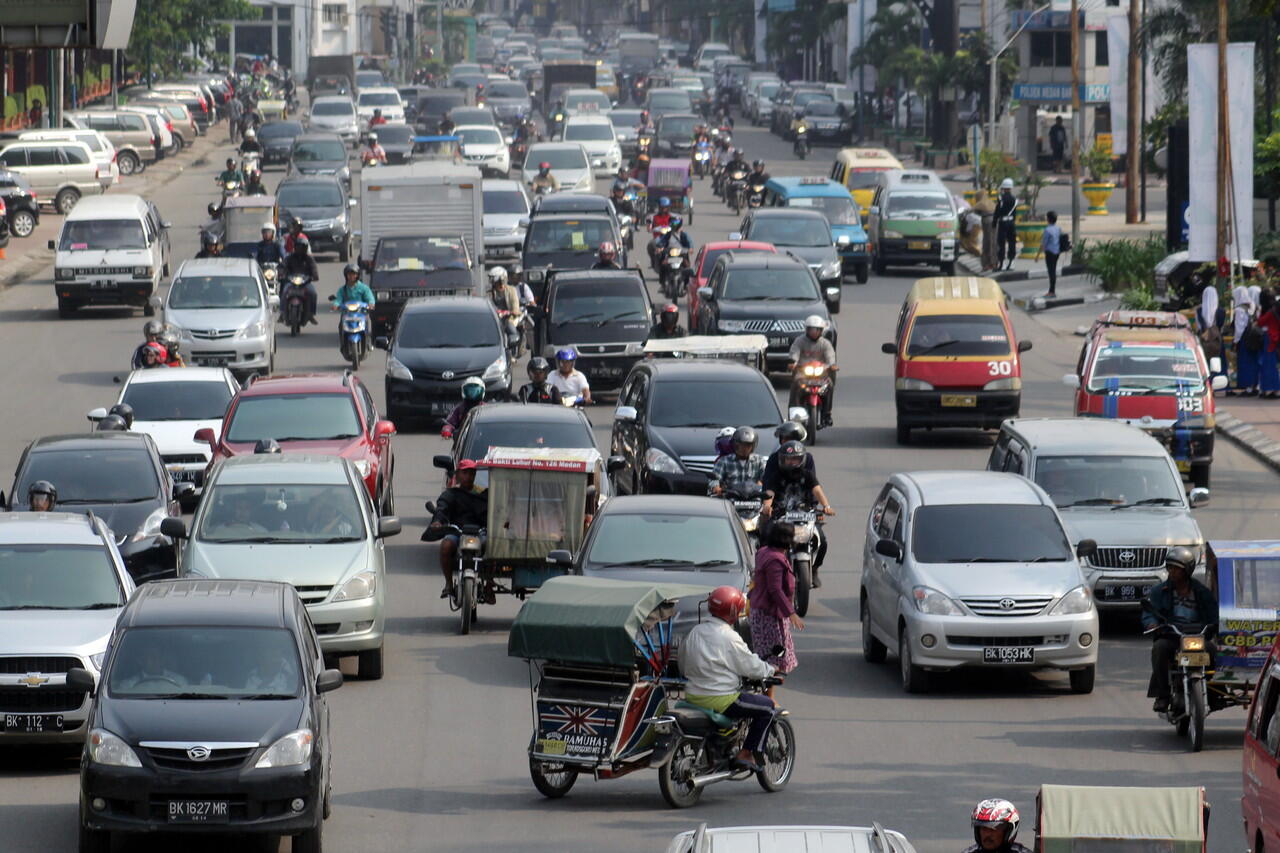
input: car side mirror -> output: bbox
[728,231,743,241]
[881,342,897,355]
[433,454,454,472]
[316,668,344,694]
[547,549,573,566]
[874,539,902,561]
[614,405,638,423]
[1189,487,1210,508]
[377,515,402,538]
[1061,373,1080,388]
[160,517,188,540]
[697,286,713,301]
[374,419,396,439]
[1015,340,1032,353]
[1209,356,1222,373]
[518,217,530,228]
[1211,374,1228,391]
[836,234,850,247]
[66,667,96,695]
[193,427,217,446]
[172,482,196,500]
[87,407,108,423]
[1076,538,1098,559]
[868,205,879,215]
[606,454,626,473]
[374,336,390,350]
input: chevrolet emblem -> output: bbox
[19,673,49,687]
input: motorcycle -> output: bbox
[218,178,241,206]
[793,122,810,159]
[618,213,635,251]
[781,505,821,617]
[725,166,749,213]
[557,394,587,408]
[658,243,692,300]
[260,262,279,298]
[1149,623,1213,752]
[723,487,764,550]
[745,181,766,210]
[335,299,371,370]
[240,152,261,176]
[692,140,712,178]
[281,274,309,337]
[423,511,484,633]
[793,361,832,441]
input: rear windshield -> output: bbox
[1034,455,1185,509]
[397,311,500,349]
[292,140,346,161]
[487,82,527,99]
[566,92,610,109]
[551,281,648,324]
[20,449,158,503]
[311,101,354,116]
[526,148,588,170]
[906,314,1010,357]
[912,505,1071,563]
[526,219,613,253]
[226,394,360,442]
[376,125,414,145]
[358,92,401,106]
[460,420,594,461]
[483,188,528,214]
[169,275,261,309]
[60,219,147,251]
[259,121,304,139]
[658,116,698,138]
[723,268,817,301]
[748,217,830,248]
[374,236,468,271]
[887,191,953,217]
[107,627,302,699]
[788,195,858,226]
[648,92,691,110]
[457,126,502,146]
[420,95,465,112]
[122,380,234,422]
[277,182,343,208]
[0,545,123,611]
[795,92,833,107]
[649,379,779,429]
[610,111,642,128]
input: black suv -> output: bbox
[377,295,513,422]
[71,579,342,853]
[521,213,623,303]
[734,208,845,304]
[693,253,835,369]
[0,168,39,238]
[537,269,652,393]
[4,432,192,579]
[610,360,786,495]
[258,119,305,167]
[654,112,700,158]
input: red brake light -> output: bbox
[165,119,174,132]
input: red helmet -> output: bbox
[143,341,168,362]
[707,585,746,623]
[598,241,616,261]
[971,799,1020,844]
[661,302,679,315]
[538,161,551,171]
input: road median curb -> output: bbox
[1216,412,1280,474]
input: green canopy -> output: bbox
[507,576,708,667]
[1038,785,1205,852]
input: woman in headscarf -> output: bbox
[1258,290,1280,399]
[1197,282,1226,387]
[1229,284,1259,396]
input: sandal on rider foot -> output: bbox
[440,587,455,600]
[731,756,763,773]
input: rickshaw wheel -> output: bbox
[658,740,703,808]
[756,716,795,792]
[459,577,476,634]
[529,757,577,798]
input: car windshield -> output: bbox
[0,545,123,610]
[650,379,780,429]
[659,117,698,138]
[748,217,831,247]
[846,168,889,190]
[526,148,588,170]
[19,449,158,503]
[226,394,360,442]
[887,191,953,218]
[107,627,303,699]
[293,140,346,161]
[277,183,343,208]
[358,92,400,107]
[198,483,365,543]
[460,420,594,461]
[259,121,303,139]
[457,126,502,146]
[552,282,648,324]
[1035,455,1185,509]
[452,109,495,125]
[421,96,465,113]
[795,92,834,107]
[376,125,414,145]
[789,195,858,225]
[565,123,616,142]
[610,111,642,128]
[566,93,609,109]
[356,72,384,86]
[123,380,233,421]
[59,219,146,251]
[311,101,354,116]
[169,275,261,309]
[723,268,817,301]
[804,101,839,117]
[374,235,468,271]
[586,514,740,568]
[906,314,1011,357]
[1087,345,1205,392]
[527,219,614,253]
[484,188,528,214]
[756,83,780,98]
[398,311,500,349]
[912,505,1071,563]
[488,82,527,99]
[649,92,690,110]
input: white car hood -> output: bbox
[166,307,259,333]
[134,418,222,457]
[0,609,120,664]
[524,167,591,186]
[574,140,616,156]
[57,248,151,267]
[462,143,504,158]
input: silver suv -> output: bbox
[0,512,134,744]
[988,418,1207,610]
[860,471,1099,694]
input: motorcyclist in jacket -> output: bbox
[634,110,655,135]
[654,215,692,253]
[281,234,320,325]
[132,320,167,369]
[748,158,770,187]
[515,357,563,404]
[330,264,376,346]
[238,128,263,156]
[529,161,559,194]
[963,799,1032,853]
[591,241,621,270]
[612,167,644,195]
[425,458,488,599]
[217,158,243,187]
[1143,546,1219,713]
[363,132,387,165]
[762,421,816,484]
[788,315,837,427]
[195,230,224,259]
[243,168,268,196]
[761,440,835,584]
[368,108,388,130]
[648,303,686,340]
[610,183,638,220]
[255,222,286,268]
[442,376,487,439]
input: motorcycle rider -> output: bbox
[648,303,687,340]
[330,263,376,344]
[442,377,487,439]
[592,241,621,270]
[788,315,837,427]
[529,161,559,194]
[255,222,286,268]
[243,168,268,196]
[515,357,563,404]
[549,348,592,404]
[649,197,674,231]
[654,215,692,253]
[139,341,168,369]
[964,799,1032,853]
[131,320,166,369]
[281,234,320,325]
[159,328,186,367]
[708,426,766,498]
[27,480,58,512]
[368,108,388,130]
[634,109,655,135]
[107,403,135,429]
[748,158,770,187]
[238,127,263,156]
[612,167,644,195]
[363,131,387,165]
[217,157,243,187]
[761,440,835,586]
[283,219,307,253]
[1143,546,1219,713]
[610,183,639,220]
[762,421,816,482]
[679,585,777,773]
[96,413,128,431]
[195,230,224,259]
[487,266,522,344]
[425,458,488,600]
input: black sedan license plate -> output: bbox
[3,713,64,733]
[167,800,230,824]
[983,646,1033,664]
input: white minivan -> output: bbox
[50,194,171,318]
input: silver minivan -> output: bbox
[988,417,1207,611]
[0,139,104,213]
[307,96,360,146]
[861,470,1100,694]
[160,257,277,378]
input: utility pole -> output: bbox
[856,0,866,143]
[1139,0,1147,220]
[1267,14,1276,230]
[1124,0,1139,223]
[1069,0,1081,249]
[1215,0,1228,273]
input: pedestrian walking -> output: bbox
[1049,116,1068,173]
[748,521,802,698]
[994,178,1018,271]
[1037,211,1064,296]
[1228,284,1259,396]
[227,96,243,143]
[973,189,997,272]
[1197,282,1227,388]
[1258,290,1280,399]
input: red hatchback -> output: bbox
[195,372,397,513]
[686,239,776,330]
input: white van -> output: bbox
[49,194,172,318]
[19,129,118,189]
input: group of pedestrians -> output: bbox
[1225,283,1280,398]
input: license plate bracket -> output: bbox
[982,646,1034,664]
[2,713,65,733]
[1103,583,1152,601]
[167,800,230,824]
[940,394,977,407]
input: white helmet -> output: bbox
[261,222,276,234]
[804,314,829,331]
[1000,177,1014,189]
[245,128,256,140]
[487,266,508,284]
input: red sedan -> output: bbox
[686,240,776,332]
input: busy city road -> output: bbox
[0,117,1276,853]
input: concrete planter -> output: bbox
[1017,220,1046,259]
[1081,181,1115,215]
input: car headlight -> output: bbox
[625,341,645,355]
[89,652,106,670]
[132,507,169,542]
[912,585,963,616]
[88,729,142,767]
[254,729,314,768]
[55,267,74,281]
[1050,585,1093,615]
[882,230,904,239]
[896,377,934,391]
[819,260,841,279]
[643,447,683,474]
[386,355,413,381]
[352,459,371,478]
[238,321,266,339]
[983,377,1022,391]
[718,318,748,332]
[936,230,956,240]
[332,569,378,602]
[483,354,509,381]
[133,266,153,280]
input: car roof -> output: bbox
[701,240,777,253]
[914,297,1005,318]
[1092,327,1197,346]
[563,114,613,125]
[881,169,948,190]
[670,825,912,853]
[311,95,355,105]
[293,133,346,144]
[357,86,400,95]
[175,257,260,276]
[214,453,352,485]
[470,401,591,424]
[536,192,609,209]
[647,360,771,382]
[125,366,233,385]
[277,174,345,187]
[236,373,355,397]
[719,252,808,271]
[530,212,611,223]
[550,269,645,288]
[121,579,292,628]
[1001,418,1169,456]
[0,512,106,546]
[401,294,495,314]
[29,432,153,452]
[528,142,587,152]
[749,208,827,221]
[766,177,853,198]
[563,88,607,96]
[63,193,148,221]
[483,178,525,193]
[900,471,1048,506]
[906,276,1004,306]
[600,494,731,517]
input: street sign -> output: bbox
[1011,83,1109,104]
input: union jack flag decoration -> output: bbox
[540,704,614,738]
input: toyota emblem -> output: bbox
[441,370,455,380]
[1118,550,1136,563]
[998,598,1017,610]
[186,745,211,762]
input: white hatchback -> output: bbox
[455,124,511,177]
[521,142,593,193]
[355,87,405,126]
[560,115,622,177]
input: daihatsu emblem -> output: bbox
[998,598,1017,610]
[441,370,455,380]
[1119,550,1136,563]
[186,745,211,762]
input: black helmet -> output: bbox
[779,440,806,471]
[96,414,129,432]
[1165,545,1197,574]
[731,426,757,449]
[293,234,310,251]
[27,480,57,509]
[200,229,218,246]
[108,403,135,429]
[143,319,165,340]
[775,420,807,444]
[527,356,551,378]
[254,438,282,454]
[752,159,764,170]
[343,264,359,278]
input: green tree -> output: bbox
[766,0,846,64]
[849,3,924,124]
[129,0,260,78]
[1141,0,1279,101]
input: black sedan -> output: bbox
[275,175,355,262]
[258,119,305,168]
[436,402,601,489]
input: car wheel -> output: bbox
[55,188,81,215]
[861,596,887,663]
[940,261,956,276]
[143,301,155,317]
[855,263,869,284]
[292,824,323,853]
[339,240,350,263]
[78,820,110,853]
[357,645,384,680]
[10,209,36,238]
[872,254,886,276]
[57,297,76,318]
[1069,665,1095,695]
[895,421,910,445]
[899,625,931,693]
[117,150,140,176]
[1190,462,1210,490]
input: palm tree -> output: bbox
[1142,0,1279,100]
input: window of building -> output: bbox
[276,5,291,20]
[323,4,345,24]
[1030,31,1072,68]
[1094,31,1108,66]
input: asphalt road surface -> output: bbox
[0,116,1274,853]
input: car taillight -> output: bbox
[149,136,156,145]
[165,119,174,132]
